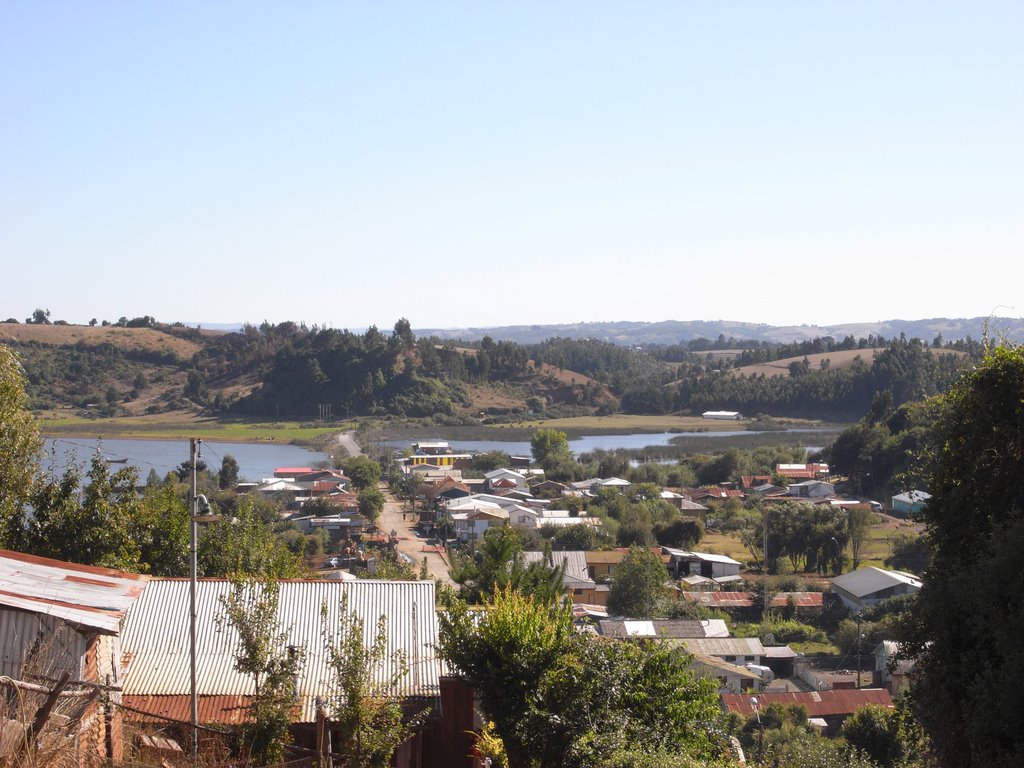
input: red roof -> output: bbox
[124,695,257,725]
[721,689,892,718]
[275,467,314,477]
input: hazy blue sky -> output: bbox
[2,2,1021,330]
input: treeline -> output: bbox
[619,337,972,419]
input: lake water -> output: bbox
[385,429,837,457]
[41,437,331,483]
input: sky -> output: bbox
[1,2,1022,331]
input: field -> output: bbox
[37,412,352,445]
[731,347,966,379]
[731,349,881,378]
[0,321,212,360]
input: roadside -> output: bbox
[375,483,453,585]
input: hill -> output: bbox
[0,320,613,422]
[417,316,1024,347]
[0,318,978,424]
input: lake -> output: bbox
[41,437,332,483]
[384,429,837,457]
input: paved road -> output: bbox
[335,430,362,457]
[376,484,453,585]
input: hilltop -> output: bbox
[0,317,979,424]
[417,316,1024,346]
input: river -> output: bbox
[41,437,332,483]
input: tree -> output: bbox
[345,456,382,490]
[847,504,875,570]
[840,700,929,768]
[27,308,51,324]
[217,578,304,765]
[1,346,41,548]
[530,428,572,468]
[884,532,932,574]
[438,587,725,768]
[902,345,1024,767]
[358,487,385,526]
[449,525,565,604]
[322,593,423,768]
[28,453,144,570]
[218,454,240,489]
[549,524,598,551]
[197,498,302,578]
[607,545,668,618]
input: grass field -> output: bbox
[37,413,354,445]
[702,513,924,572]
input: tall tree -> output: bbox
[0,346,41,548]
[218,454,240,489]
[345,456,382,490]
[903,345,1024,767]
[439,587,724,768]
[607,545,668,618]
[218,578,304,765]
[322,593,422,768]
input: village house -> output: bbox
[0,549,149,766]
[662,548,743,584]
[483,467,527,492]
[774,463,830,481]
[721,689,894,737]
[830,566,923,611]
[786,480,835,498]
[891,490,931,517]
[120,579,453,767]
[522,551,608,605]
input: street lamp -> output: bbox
[189,439,222,764]
[830,536,841,576]
[750,696,764,761]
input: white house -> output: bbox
[450,507,509,542]
[484,468,527,492]
[830,567,923,611]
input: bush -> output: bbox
[735,616,828,645]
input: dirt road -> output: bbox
[376,484,453,585]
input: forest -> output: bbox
[2,315,979,424]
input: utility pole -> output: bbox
[189,438,200,764]
[763,510,769,620]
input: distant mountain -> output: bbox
[417,317,1024,347]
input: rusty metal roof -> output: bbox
[0,549,148,634]
[721,688,893,717]
[121,579,439,724]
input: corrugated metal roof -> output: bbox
[0,549,148,634]
[680,637,766,656]
[831,567,922,598]
[121,579,439,723]
[720,688,893,717]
